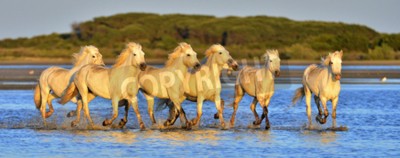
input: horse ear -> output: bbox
[274,49,279,56]
[82,46,89,54]
[263,51,269,60]
[338,50,343,58]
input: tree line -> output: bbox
[1,12,399,60]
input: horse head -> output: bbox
[206,44,239,71]
[264,49,281,77]
[175,42,201,71]
[74,45,104,66]
[126,42,147,71]
[323,50,343,80]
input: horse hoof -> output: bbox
[45,112,53,118]
[214,113,219,119]
[219,122,226,129]
[253,120,261,125]
[321,118,327,124]
[66,111,76,118]
[103,119,111,126]
[139,123,146,130]
[163,120,170,127]
[185,123,192,130]
[71,121,78,127]
[118,119,127,128]
[316,115,324,124]
[265,123,271,130]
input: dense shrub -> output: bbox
[0,12,398,60]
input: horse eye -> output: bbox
[219,52,222,55]
[134,54,137,56]
[187,54,190,57]
[92,55,95,58]
[329,62,333,65]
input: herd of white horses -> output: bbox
[33,42,343,130]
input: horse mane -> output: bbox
[320,56,330,66]
[165,42,190,67]
[113,42,140,68]
[72,45,94,66]
[205,44,223,57]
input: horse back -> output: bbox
[80,65,111,99]
[41,66,70,96]
[303,64,330,96]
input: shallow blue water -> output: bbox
[0,84,399,157]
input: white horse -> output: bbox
[292,51,343,129]
[59,42,147,129]
[230,50,281,129]
[34,46,104,126]
[160,44,238,128]
[138,42,201,129]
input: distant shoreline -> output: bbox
[1,58,399,65]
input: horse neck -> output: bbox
[114,54,134,68]
[167,57,188,75]
[261,61,274,79]
[68,59,90,76]
[325,66,339,84]
[205,55,223,78]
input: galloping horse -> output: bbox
[160,44,238,129]
[59,43,147,129]
[230,50,281,129]
[138,42,200,129]
[292,51,343,129]
[34,46,104,126]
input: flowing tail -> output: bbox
[33,84,41,109]
[58,83,78,105]
[292,86,305,106]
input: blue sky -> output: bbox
[0,0,399,39]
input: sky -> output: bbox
[0,0,399,40]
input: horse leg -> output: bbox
[172,98,191,129]
[164,101,179,126]
[260,98,271,130]
[118,99,130,128]
[214,95,225,129]
[102,97,120,127]
[331,97,339,128]
[81,92,95,129]
[191,96,204,126]
[130,96,145,130]
[214,99,224,119]
[45,93,56,118]
[39,86,50,127]
[143,93,156,125]
[304,87,312,129]
[250,97,260,125]
[230,85,244,127]
[71,99,82,127]
[314,95,324,124]
[320,97,329,124]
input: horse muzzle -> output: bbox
[139,63,147,71]
[228,59,239,71]
[335,74,341,80]
[275,71,280,77]
[193,63,201,71]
